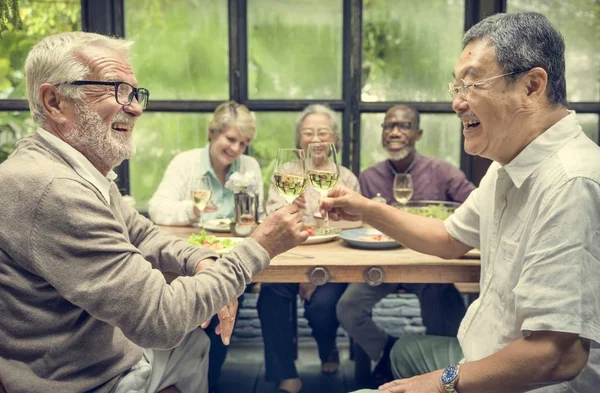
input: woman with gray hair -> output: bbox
[258,104,360,393]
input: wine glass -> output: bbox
[191,175,213,228]
[393,173,413,205]
[273,149,307,205]
[306,142,340,234]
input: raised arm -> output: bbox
[30,179,308,350]
[321,185,472,259]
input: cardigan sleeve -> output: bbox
[148,152,197,225]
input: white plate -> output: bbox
[300,233,339,245]
[339,228,401,250]
[203,219,232,233]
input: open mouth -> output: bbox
[386,140,406,150]
[464,120,481,130]
[111,124,130,132]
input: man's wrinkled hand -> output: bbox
[320,185,368,222]
[200,299,239,345]
[215,299,238,345]
[293,194,307,211]
[299,283,317,301]
[251,203,309,259]
[377,370,445,393]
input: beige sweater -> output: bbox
[0,134,270,393]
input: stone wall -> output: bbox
[232,292,425,342]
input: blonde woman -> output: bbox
[149,101,264,225]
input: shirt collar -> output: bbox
[503,111,581,188]
[387,152,421,176]
[36,128,117,203]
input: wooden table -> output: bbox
[160,225,481,286]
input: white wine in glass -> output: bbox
[191,190,212,212]
[306,142,340,234]
[273,149,307,205]
[393,173,413,205]
[191,175,213,228]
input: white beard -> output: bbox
[64,103,136,170]
[387,147,411,161]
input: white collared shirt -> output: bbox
[445,112,600,392]
[36,128,118,204]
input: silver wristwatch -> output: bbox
[440,364,460,393]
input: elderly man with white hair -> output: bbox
[0,32,308,393]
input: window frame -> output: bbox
[1,0,598,197]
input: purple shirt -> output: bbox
[359,153,475,204]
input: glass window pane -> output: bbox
[248,0,343,99]
[124,0,228,100]
[362,0,465,102]
[0,111,37,162]
[507,0,600,102]
[361,113,462,171]
[129,113,211,208]
[0,0,81,99]
[579,113,599,144]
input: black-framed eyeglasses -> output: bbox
[381,121,415,133]
[55,80,149,110]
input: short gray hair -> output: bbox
[294,104,340,151]
[463,12,567,107]
[25,32,134,126]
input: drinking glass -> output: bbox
[306,142,340,234]
[393,173,413,205]
[191,175,213,228]
[273,149,307,205]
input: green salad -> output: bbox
[187,230,237,251]
[403,204,455,220]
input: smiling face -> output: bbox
[62,46,143,172]
[298,113,337,152]
[209,126,251,169]
[451,39,527,163]
[381,107,422,161]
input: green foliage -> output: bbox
[1,0,598,209]
[125,0,228,100]
[362,0,465,101]
[0,111,35,161]
[247,0,343,99]
[0,0,80,162]
[0,0,23,34]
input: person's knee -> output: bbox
[335,293,364,329]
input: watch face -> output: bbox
[441,365,459,384]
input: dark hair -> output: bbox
[385,104,420,129]
[463,12,567,107]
